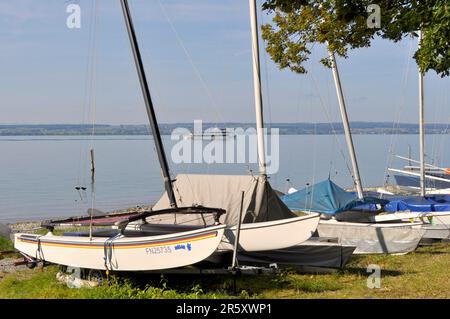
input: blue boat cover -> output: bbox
[384,195,450,212]
[281,179,385,215]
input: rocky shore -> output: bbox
[4,204,153,232]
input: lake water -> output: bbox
[1,134,449,222]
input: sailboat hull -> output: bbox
[14,225,225,271]
[370,212,450,239]
[317,220,425,254]
[219,214,320,252]
[238,238,356,272]
[422,214,450,239]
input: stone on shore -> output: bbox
[0,224,11,240]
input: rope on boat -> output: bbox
[103,233,121,273]
[35,235,45,262]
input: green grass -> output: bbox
[0,237,13,251]
[0,237,14,260]
[0,242,449,299]
[0,267,242,299]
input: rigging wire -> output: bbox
[381,35,414,189]
[75,0,97,204]
[286,58,310,188]
[309,65,354,179]
[156,0,232,185]
[307,99,319,212]
[88,0,100,238]
[157,0,224,126]
[437,85,450,167]
[126,0,174,203]
[431,80,447,167]
[259,3,273,130]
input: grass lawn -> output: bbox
[0,237,14,260]
[0,239,449,299]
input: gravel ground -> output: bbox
[0,258,27,275]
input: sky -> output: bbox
[0,0,449,125]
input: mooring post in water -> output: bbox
[231,191,245,270]
[90,147,95,181]
[89,147,95,240]
[90,148,95,175]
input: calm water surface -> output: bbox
[1,134,448,222]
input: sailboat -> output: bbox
[390,156,450,192]
[128,0,321,255]
[226,1,355,271]
[389,30,450,195]
[382,31,450,239]
[14,0,227,272]
[282,49,427,254]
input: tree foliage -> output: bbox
[261,1,450,77]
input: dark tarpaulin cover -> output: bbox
[281,179,385,215]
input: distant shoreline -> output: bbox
[1,122,449,136]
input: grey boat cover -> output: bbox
[316,222,425,254]
[149,174,295,226]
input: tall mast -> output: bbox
[418,31,426,197]
[120,0,177,207]
[249,0,266,218]
[328,50,364,199]
[249,0,267,176]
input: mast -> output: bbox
[328,50,364,199]
[249,0,266,218]
[249,0,267,176]
[418,30,426,197]
[120,0,177,208]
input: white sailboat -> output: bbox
[383,31,450,238]
[15,223,225,271]
[239,0,321,250]
[389,156,450,193]
[132,0,320,254]
[301,49,427,254]
[14,0,227,271]
[139,173,320,253]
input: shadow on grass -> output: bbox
[135,272,346,295]
[341,267,404,277]
[110,270,307,297]
[289,278,342,293]
[413,250,449,255]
